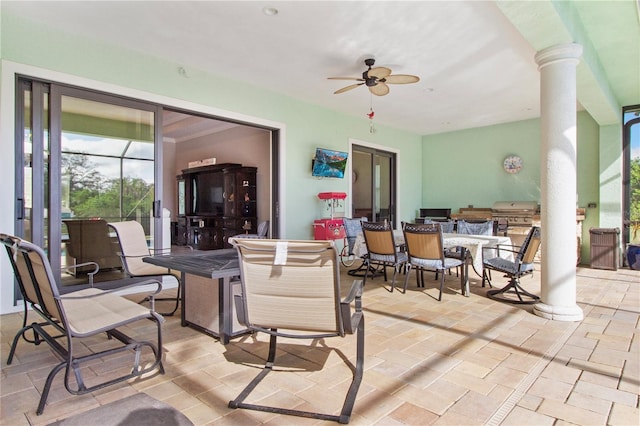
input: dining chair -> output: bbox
[340,217,366,266]
[402,222,466,300]
[446,220,494,276]
[457,219,494,236]
[229,239,364,424]
[361,221,408,292]
[0,234,164,415]
[482,226,541,304]
[108,221,182,316]
[421,218,455,233]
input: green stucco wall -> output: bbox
[422,111,610,262]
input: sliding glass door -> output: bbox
[15,79,161,291]
[351,145,397,227]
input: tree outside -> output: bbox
[62,153,154,231]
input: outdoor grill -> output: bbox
[491,201,539,227]
[491,201,539,245]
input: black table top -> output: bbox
[143,248,239,279]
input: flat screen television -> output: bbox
[312,148,348,178]
[192,171,224,215]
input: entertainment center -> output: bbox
[175,163,257,250]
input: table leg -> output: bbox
[218,276,232,345]
[180,271,187,327]
[463,248,470,297]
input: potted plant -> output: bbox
[627,220,640,270]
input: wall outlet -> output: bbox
[588,202,597,208]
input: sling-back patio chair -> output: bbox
[229,239,364,424]
[0,233,164,415]
[483,226,541,304]
[109,221,182,316]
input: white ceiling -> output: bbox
[5,1,639,137]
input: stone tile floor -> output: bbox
[1,264,638,425]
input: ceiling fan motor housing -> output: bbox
[364,58,378,85]
[364,72,378,86]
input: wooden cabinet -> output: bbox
[176,164,257,250]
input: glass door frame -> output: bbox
[15,77,163,288]
[349,141,398,228]
[623,104,640,246]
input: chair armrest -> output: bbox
[58,278,163,302]
[341,280,363,334]
[149,247,172,255]
[62,262,99,287]
[482,245,520,256]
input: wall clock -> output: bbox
[503,155,523,174]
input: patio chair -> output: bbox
[483,226,541,304]
[229,239,364,424]
[0,234,164,415]
[421,218,455,233]
[402,222,466,300]
[361,221,408,292]
[457,219,494,236]
[340,217,370,273]
[63,218,122,275]
[445,219,494,276]
[108,221,182,316]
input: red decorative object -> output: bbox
[313,219,346,240]
[317,192,347,200]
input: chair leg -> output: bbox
[229,325,364,424]
[402,264,412,293]
[389,265,401,292]
[338,315,364,424]
[486,276,539,304]
[482,268,490,288]
[438,270,444,301]
[38,361,67,415]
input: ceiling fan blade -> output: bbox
[334,83,364,94]
[327,77,365,81]
[384,74,420,84]
[367,66,392,79]
[369,82,389,96]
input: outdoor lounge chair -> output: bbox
[228,239,364,424]
[0,233,164,415]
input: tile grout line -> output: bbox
[484,283,607,426]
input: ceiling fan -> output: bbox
[328,58,420,96]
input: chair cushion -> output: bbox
[369,251,408,263]
[410,257,462,270]
[484,257,535,275]
[61,288,156,336]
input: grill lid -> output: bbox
[492,201,538,213]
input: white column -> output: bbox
[533,43,584,322]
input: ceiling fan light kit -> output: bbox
[328,58,419,96]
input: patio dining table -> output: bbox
[353,230,514,277]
